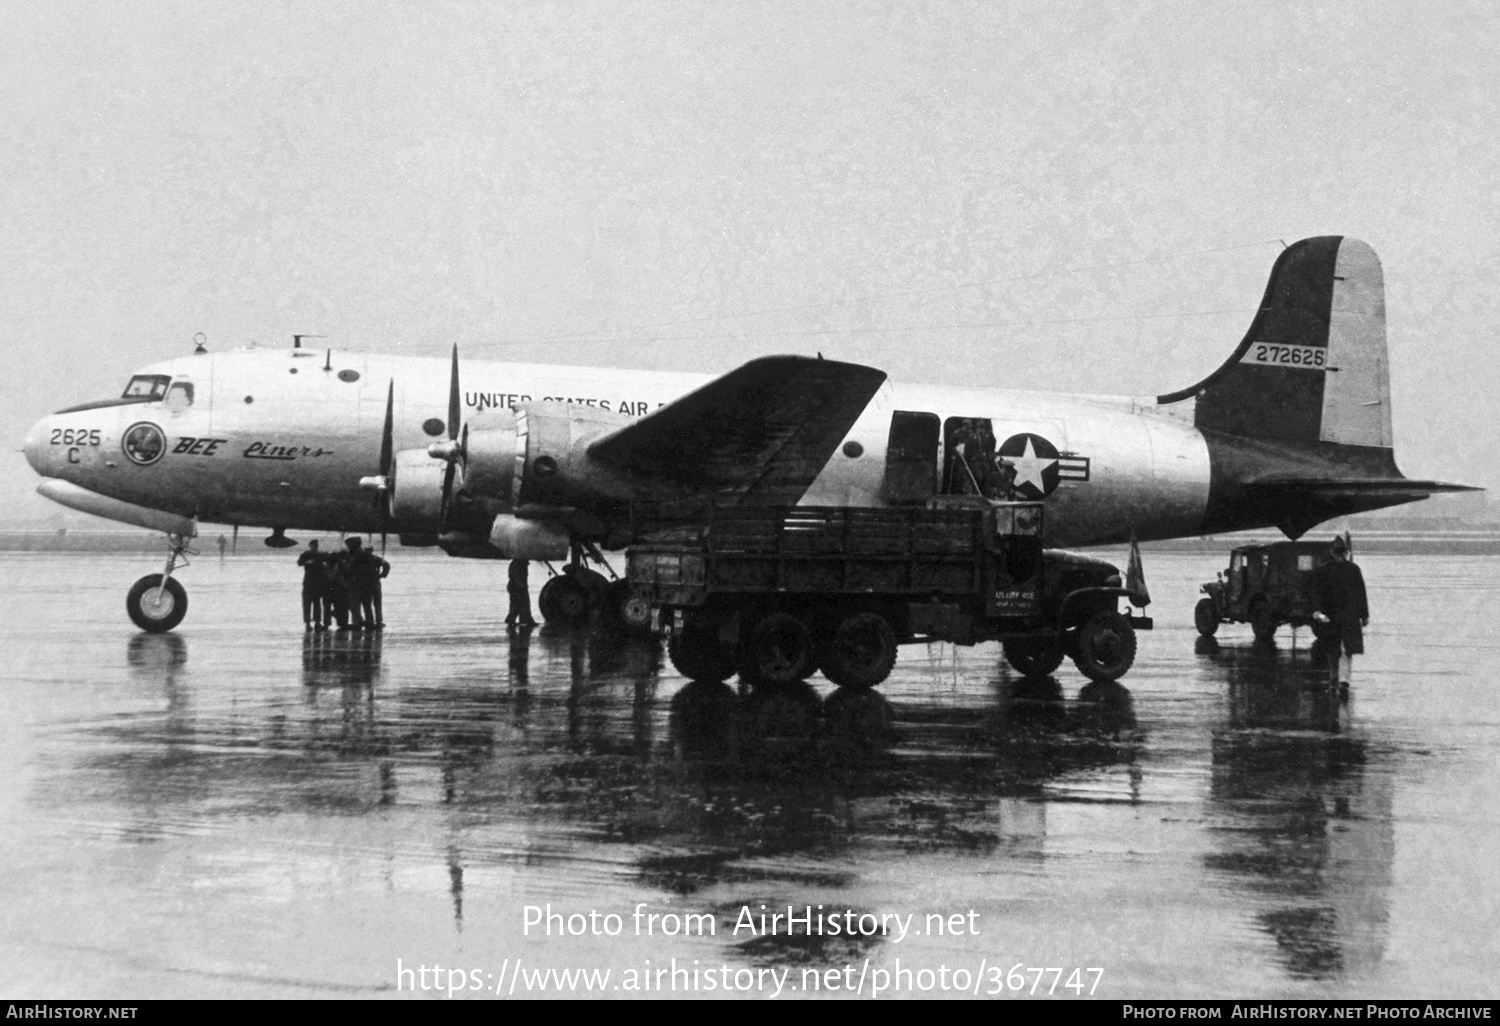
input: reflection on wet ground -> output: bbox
[0,552,1496,998]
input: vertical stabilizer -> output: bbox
[1185,236,1393,450]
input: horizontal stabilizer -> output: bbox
[1239,477,1480,539]
[587,356,886,503]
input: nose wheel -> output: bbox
[127,532,193,633]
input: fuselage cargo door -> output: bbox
[881,411,940,504]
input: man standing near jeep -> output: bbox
[1310,535,1368,687]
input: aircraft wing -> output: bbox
[586,355,886,502]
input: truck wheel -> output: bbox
[1194,598,1220,637]
[740,612,816,686]
[1250,601,1277,643]
[1004,638,1064,677]
[821,612,898,690]
[127,574,188,633]
[1072,610,1136,682]
[607,579,653,632]
[669,628,736,683]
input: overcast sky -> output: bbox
[3,0,1496,519]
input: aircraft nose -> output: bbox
[23,417,48,475]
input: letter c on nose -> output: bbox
[67,447,81,464]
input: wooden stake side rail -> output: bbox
[632,506,988,599]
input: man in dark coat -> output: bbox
[1310,535,1368,686]
[297,540,328,630]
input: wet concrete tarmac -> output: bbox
[0,549,1496,999]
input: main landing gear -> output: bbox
[127,532,193,633]
[536,538,652,632]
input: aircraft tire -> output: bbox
[1194,598,1220,637]
[127,574,188,633]
[1250,601,1278,643]
[539,576,589,624]
[1073,610,1136,682]
[821,612,897,690]
[1004,638,1065,677]
[669,628,736,684]
[739,612,816,687]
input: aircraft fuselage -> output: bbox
[25,347,1213,548]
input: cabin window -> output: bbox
[122,374,170,400]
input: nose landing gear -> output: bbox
[127,532,193,632]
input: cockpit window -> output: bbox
[122,375,171,400]
[165,381,194,409]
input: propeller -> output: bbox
[428,345,466,531]
[359,379,397,551]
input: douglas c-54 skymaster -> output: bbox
[24,236,1475,632]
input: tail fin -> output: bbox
[1159,236,1392,450]
[1160,236,1478,538]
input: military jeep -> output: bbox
[1195,539,1342,642]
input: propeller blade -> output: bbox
[439,345,464,530]
[447,344,461,441]
[379,379,395,477]
[372,379,395,526]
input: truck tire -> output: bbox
[607,579,653,632]
[1004,638,1064,677]
[1250,601,1277,643]
[740,612,816,686]
[669,628,736,684]
[1072,610,1136,682]
[1194,598,1220,637]
[821,612,898,690]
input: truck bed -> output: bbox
[631,505,989,605]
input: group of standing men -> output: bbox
[298,537,390,630]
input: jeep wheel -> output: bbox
[1194,597,1220,637]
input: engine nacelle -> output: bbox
[389,448,446,529]
[461,408,523,506]
[460,403,639,508]
[487,514,569,560]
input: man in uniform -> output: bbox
[297,540,328,630]
[1310,535,1368,687]
[505,558,537,629]
[343,537,390,630]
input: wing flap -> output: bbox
[587,356,886,503]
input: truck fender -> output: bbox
[1059,586,1149,625]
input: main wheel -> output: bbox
[669,628,737,683]
[1072,609,1137,682]
[606,579,653,632]
[821,612,898,689]
[740,612,816,686]
[539,575,589,624]
[1194,597,1220,637]
[1250,601,1278,643]
[127,574,188,633]
[1004,637,1065,677]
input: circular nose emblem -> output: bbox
[122,422,166,466]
